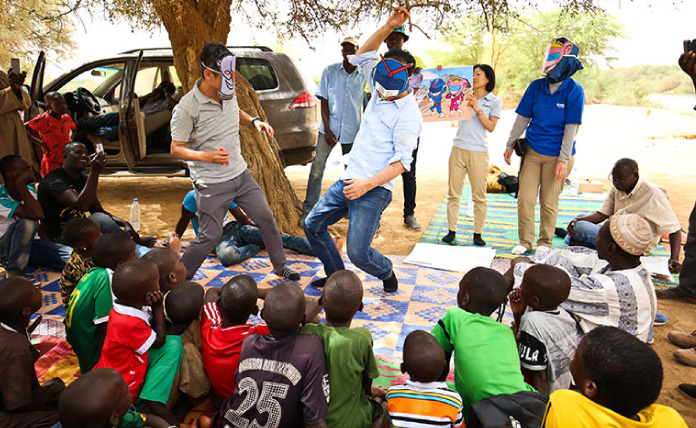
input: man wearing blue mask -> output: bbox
[170,42,300,281]
[304,7,423,293]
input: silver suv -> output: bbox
[29,46,320,174]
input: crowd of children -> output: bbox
[2,239,689,427]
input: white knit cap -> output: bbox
[609,214,652,256]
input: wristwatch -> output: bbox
[251,117,262,127]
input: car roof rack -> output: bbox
[119,46,273,54]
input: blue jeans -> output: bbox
[216,222,314,266]
[304,180,393,280]
[302,133,353,214]
[88,212,151,257]
[79,112,120,141]
[0,219,72,273]
[565,220,600,249]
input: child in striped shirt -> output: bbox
[385,330,465,428]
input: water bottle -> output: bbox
[570,168,579,195]
[130,198,141,232]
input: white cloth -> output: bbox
[513,247,656,342]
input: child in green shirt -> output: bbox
[64,233,137,373]
[431,267,532,420]
[302,270,387,428]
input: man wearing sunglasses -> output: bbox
[170,42,300,281]
[304,7,422,293]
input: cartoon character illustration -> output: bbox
[428,78,446,117]
[445,76,470,117]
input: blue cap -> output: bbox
[391,26,409,42]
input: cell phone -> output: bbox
[95,142,104,155]
[685,39,696,54]
[10,58,20,74]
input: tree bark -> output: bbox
[152,0,303,235]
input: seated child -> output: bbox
[216,282,330,428]
[0,277,65,428]
[65,233,137,373]
[431,267,532,420]
[59,217,101,308]
[201,274,270,399]
[385,330,464,428]
[509,264,577,394]
[59,367,170,428]
[541,326,688,427]
[301,270,386,428]
[94,259,166,401]
[138,280,204,426]
[142,248,187,294]
[25,91,76,177]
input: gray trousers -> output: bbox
[182,169,287,279]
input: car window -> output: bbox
[155,66,182,89]
[59,63,125,97]
[237,58,278,91]
[134,66,158,97]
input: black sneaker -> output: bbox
[554,227,568,238]
[679,384,696,399]
[442,231,456,245]
[473,233,486,246]
[278,267,301,281]
[311,277,328,288]
[383,271,398,293]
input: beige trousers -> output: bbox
[517,147,574,249]
[447,147,489,234]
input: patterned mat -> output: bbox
[420,185,670,258]
[32,252,514,357]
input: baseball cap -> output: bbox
[341,37,359,47]
[391,26,409,42]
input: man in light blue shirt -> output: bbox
[304,7,422,293]
[300,37,367,221]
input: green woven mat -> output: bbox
[421,184,671,259]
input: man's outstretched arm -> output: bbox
[356,7,410,55]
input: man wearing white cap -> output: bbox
[507,213,656,342]
[300,36,367,223]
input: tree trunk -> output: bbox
[152,0,303,235]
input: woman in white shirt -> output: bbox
[443,64,502,246]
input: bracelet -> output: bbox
[251,117,261,127]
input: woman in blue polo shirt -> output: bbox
[504,38,585,255]
[443,64,502,247]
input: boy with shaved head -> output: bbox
[431,267,532,420]
[302,270,386,428]
[385,330,464,427]
[0,277,65,428]
[59,368,170,428]
[216,282,330,428]
[142,248,187,294]
[26,91,76,176]
[94,259,166,401]
[201,274,270,399]
[509,264,577,394]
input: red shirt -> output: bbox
[26,111,76,176]
[94,303,156,401]
[201,302,270,398]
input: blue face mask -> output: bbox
[372,56,411,100]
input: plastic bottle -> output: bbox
[130,198,141,232]
[570,168,579,195]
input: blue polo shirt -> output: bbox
[316,62,367,144]
[182,190,236,235]
[516,78,585,157]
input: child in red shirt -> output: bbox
[94,259,166,401]
[200,274,270,399]
[26,91,75,176]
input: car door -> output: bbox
[29,51,46,107]
[118,50,144,167]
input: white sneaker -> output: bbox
[511,245,529,255]
[534,246,551,259]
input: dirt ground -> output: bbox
[98,104,696,424]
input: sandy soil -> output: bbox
[98,104,696,425]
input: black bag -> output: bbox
[512,138,528,157]
[468,391,550,428]
[497,172,519,196]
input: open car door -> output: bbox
[118,50,146,167]
[25,51,47,175]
